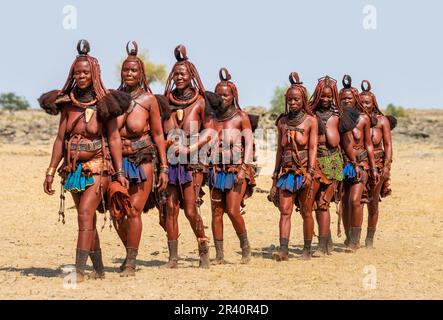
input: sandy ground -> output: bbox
[0,138,442,300]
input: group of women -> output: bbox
[39,40,393,282]
[269,73,394,261]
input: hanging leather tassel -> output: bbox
[58,182,66,224]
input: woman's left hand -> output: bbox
[371,168,380,185]
[117,176,129,189]
[303,173,313,187]
[382,167,390,180]
[235,169,246,186]
[157,172,169,191]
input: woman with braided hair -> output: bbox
[112,41,169,276]
[270,72,319,261]
[309,76,343,255]
[339,75,379,251]
[39,40,129,282]
[161,45,211,268]
[203,68,255,264]
[359,80,394,248]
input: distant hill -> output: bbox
[1,108,443,147]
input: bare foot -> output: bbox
[240,246,251,264]
[312,249,329,258]
[300,250,311,260]
[75,272,85,283]
[87,270,105,280]
[272,251,288,262]
[162,259,178,269]
[199,254,210,269]
[365,238,375,249]
[345,243,359,253]
[119,267,135,277]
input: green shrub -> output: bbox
[270,85,311,114]
[384,103,408,118]
[0,92,30,111]
[269,86,287,114]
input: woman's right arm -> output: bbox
[43,109,68,195]
[272,121,283,185]
[340,130,356,162]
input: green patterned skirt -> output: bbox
[317,151,344,181]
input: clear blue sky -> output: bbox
[0,0,442,109]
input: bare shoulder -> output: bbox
[187,94,203,114]
[359,113,370,125]
[379,115,391,129]
[197,94,207,109]
[378,114,388,124]
[306,114,318,126]
[239,110,250,121]
[276,114,287,127]
[138,92,156,106]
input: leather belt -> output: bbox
[124,135,154,151]
[132,138,152,150]
[68,139,106,152]
[282,149,308,165]
[374,149,385,161]
[317,147,339,158]
[356,150,368,163]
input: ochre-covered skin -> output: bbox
[270,72,319,261]
[360,81,393,248]
[41,40,128,281]
[112,42,169,276]
[161,45,210,268]
[309,76,343,255]
[202,68,254,264]
[339,76,380,251]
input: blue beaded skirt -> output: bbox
[168,163,193,185]
[208,169,236,192]
[122,157,147,184]
[64,163,95,193]
[276,173,304,193]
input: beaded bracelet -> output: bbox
[113,169,125,179]
[160,165,169,174]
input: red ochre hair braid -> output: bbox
[359,80,384,116]
[214,67,241,109]
[118,41,153,94]
[61,39,107,101]
[309,75,342,117]
[285,72,313,116]
[164,45,206,97]
[339,74,370,118]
